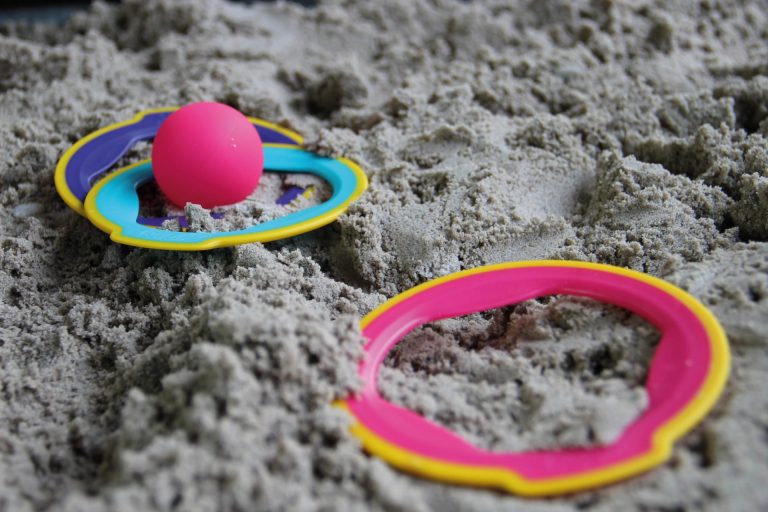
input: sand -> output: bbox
[0,0,767,510]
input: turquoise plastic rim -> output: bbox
[84,145,367,250]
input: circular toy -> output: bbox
[85,148,365,250]
[54,107,367,250]
[152,102,264,208]
[338,260,730,496]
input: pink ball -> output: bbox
[152,102,264,209]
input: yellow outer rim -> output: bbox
[54,107,305,216]
[82,150,367,251]
[338,260,730,496]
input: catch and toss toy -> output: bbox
[339,260,730,496]
[55,105,367,250]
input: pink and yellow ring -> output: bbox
[338,260,730,496]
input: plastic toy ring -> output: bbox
[339,260,730,496]
[54,108,368,250]
[85,147,366,250]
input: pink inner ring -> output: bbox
[346,266,711,479]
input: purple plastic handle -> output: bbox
[66,112,169,201]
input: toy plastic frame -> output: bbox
[54,108,367,250]
[84,146,367,250]
[339,260,730,496]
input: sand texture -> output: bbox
[1,0,767,510]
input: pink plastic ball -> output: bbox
[152,102,264,209]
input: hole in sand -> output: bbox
[378,296,660,452]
